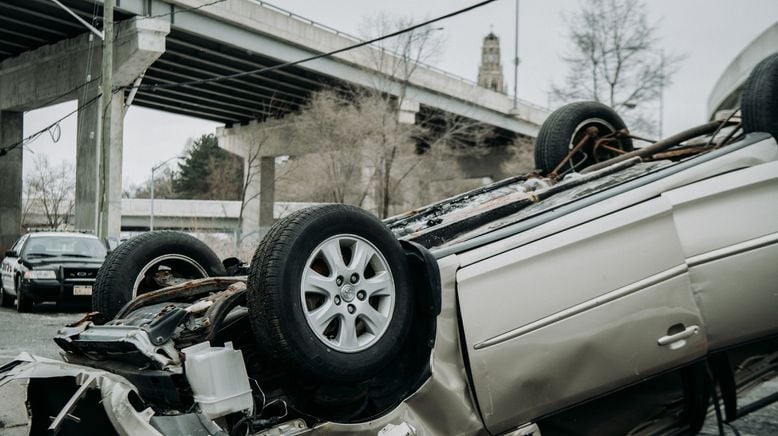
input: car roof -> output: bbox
[27,232,99,240]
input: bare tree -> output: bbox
[24,156,75,229]
[234,133,264,247]
[231,125,299,250]
[551,0,682,133]
[290,90,383,207]
[357,15,447,217]
[270,15,502,217]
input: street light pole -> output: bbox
[150,156,181,231]
[150,166,156,231]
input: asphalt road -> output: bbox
[0,305,776,435]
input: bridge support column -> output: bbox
[241,155,275,243]
[219,121,298,245]
[0,111,23,254]
[0,17,168,242]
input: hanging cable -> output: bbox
[0,93,102,157]
[3,0,498,155]
[132,0,498,91]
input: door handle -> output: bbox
[658,324,700,348]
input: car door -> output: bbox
[662,159,778,351]
[1,235,26,292]
[456,195,707,434]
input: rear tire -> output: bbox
[742,53,778,140]
[92,231,226,319]
[247,204,413,383]
[534,101,633,175]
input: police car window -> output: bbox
[11,235,28,253]
[23,236,107,258]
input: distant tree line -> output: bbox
[125,134,244,201]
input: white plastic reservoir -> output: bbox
[182,341,253,419]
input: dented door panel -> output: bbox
[457,197,706,433]
[466,273,705,432]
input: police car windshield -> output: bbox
[24,236,107,259]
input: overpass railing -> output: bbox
[251,0,547,114]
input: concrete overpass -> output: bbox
[0,0,547,252]
[708,21,778,119]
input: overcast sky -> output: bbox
[21,0,778,188]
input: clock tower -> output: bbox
[478,32,506,93]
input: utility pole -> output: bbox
[512,0,519,110]
[98,0,114,239]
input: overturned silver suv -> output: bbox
[3,54,778,436]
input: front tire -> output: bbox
[247,204,414,383]
[15,279,32,313]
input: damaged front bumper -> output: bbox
[0,353,177,435]
[0,258,511,436]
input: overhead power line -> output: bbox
[138,0,227,20]
[0,93,103,157]
[134,0,499,91]
[1,0,498,155]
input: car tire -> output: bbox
[0,283,14,308]
[92,231,226,319]
[247,204,414,383]
[15,279,32,313]
[742,53,778,140]
[534,101,633,175]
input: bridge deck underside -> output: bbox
[1,0,521,144]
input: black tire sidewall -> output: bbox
[535,101,633,174]
[251,205,413,383]
[92,231,226,318]
[742,53,778,140]
[16,279,31,313]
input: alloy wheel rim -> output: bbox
[300,234,395,353]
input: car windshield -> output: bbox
[23,236,107,259]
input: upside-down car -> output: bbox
[3,54,778,436]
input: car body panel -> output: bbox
[689,243,778,351]
[456,196,706,432]
[1,353,164,436]
[662,160,778,351]
[444,133,778,262]
[0,233,28,292]
[663,160,778,257]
